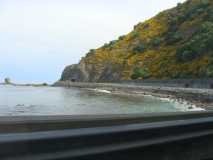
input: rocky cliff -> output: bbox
[61,0,213,82]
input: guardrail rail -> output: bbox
[0,112,213,160]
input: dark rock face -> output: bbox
[98,65,122,82]
[60,63,122,82]
[60,64,86,82]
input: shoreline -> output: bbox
[0,83,49,87]
[54,81,213,111]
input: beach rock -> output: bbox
[60,64,87,82]
[60,59,121,82]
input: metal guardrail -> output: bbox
[0,112,213,160]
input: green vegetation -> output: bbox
[102,40,117,49]
[69,0,213,81]
[87,49,96,56]
[176,21,213,62]
[42,83,48,86]
[118,35,125,40]
[168,0,210,26]
[149,37,161,47]
[131,67,149,79]
[4,78,11,84]
[133,42,145,54]
[130,31,140,40]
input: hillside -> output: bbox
[61,0,213,82]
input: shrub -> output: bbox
[118,35,125,40]
[165,31,183,45]
[103,43,108,48]
[4,78,11,84]
[89,49,95,53]
[133,23,142,30]
[149,37,161,47]
[173,32,183,41]
[131,67,149,79]
[206,65,213,77]
[176,21,213,62]
[87,49,95,56]
[131,74,139,80]
[42,83,48,86]
[177,2,182,8]
[176,49,195,62]
[131,31,140,39]
[133,42,145,53]
[102,40,117,49]
[109,40,117,46]
[205,8,213,21]
[168,0,209,30]
[205,58,213,77]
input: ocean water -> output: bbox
[0,85,192,116]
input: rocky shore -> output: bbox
[0,83,49,87]
[54,81,213,111]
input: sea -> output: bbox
[0,85,201,116]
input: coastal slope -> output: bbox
[61,0,213,82]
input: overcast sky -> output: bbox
[0,0,186,83]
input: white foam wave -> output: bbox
[143,93,205,112]
[92,88,112,94]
